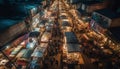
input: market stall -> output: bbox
[16,49,27,58]
[40,43,48,48]
[26,42,36,49]
[20,39,29,48]
[11,33,29,47]
[4,33,29,56]
[32,13,40,30]
[40,43,49,56]
[63,43,84,65]
[18,49,33,61]
[45,25,53,32]
[33,28,40,32]
[9,45,22,59]
[40,32,52,43]
[26,38,37,49]
[29,32,40,38]
[31,50,43,58]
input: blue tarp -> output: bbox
[66,44,81,53]
[65,32,79,43]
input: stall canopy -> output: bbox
[33,28,40,32]
[34,46,46,53]
[32,51,43,57]
[30,60,40,69]
[12,33,29,46]
[9,46,22,57]
[26,42,36,49]
[22,49,33,59]
[65,32,79,43]
[66,44,81,53]
[41,32,51,42]
[40,43,48,48]
[16,49,26,58]
[31,46,46,57]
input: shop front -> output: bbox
[9,45,23,59]
[32,13,40,30]
[3,33,29,56]
[40,32,52,43]
[62,43,84,69]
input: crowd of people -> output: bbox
[42,20,62,69]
